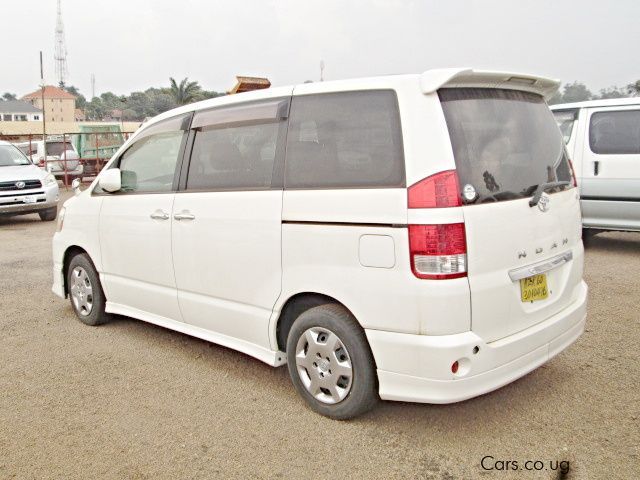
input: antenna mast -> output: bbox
[54,0,68,86]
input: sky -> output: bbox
[2,0,638,98]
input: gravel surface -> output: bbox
[1,192,638,479]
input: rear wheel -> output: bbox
[286,304,378,420]
[39,206,57,221]
[67,253,111,326]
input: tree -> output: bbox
[169,77,201,105]
[62,85,87,109]
[627,80,640,96]
[1,92,17,101]
[594,86,627,100]
[560,82,593,103]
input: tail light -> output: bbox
[408,170,462,208]
[409,223,467,279]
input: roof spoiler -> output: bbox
[420,68,560,100]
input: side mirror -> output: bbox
[99,168,122,193]
[71,178,82,196]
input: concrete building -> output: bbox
[22,86,76,123]
[0,100,43,122]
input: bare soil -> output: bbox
[1,192,638,479]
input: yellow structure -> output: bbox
[22,85,76,123]
[228,76,271,94]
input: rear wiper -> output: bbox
[529,181,571,207]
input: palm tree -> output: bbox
[169,77,201,105]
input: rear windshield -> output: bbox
[439,88,572,204]
[46,141,73,156]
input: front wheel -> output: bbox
[39,206,57,221]
[286,304,378,420]
[67,253,111,326]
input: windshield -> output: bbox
[553,109,578,144]
[439,88,572,204]
[0,145,31,167]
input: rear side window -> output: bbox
[439,88,572,204]
[285,90,405,189]
[589,110,640,154]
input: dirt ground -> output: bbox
[1,191,638,479]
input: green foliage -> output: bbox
[549,79,639,105]
[169,77,201,105]
[74,78,224,121]
[62,85,87,109]
[1,92,18,101]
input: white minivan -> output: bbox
[551,98,640,235]
[52,69,588,419]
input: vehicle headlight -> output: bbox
[56,207,66,232]
[44,173,57,186]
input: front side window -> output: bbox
[284,90,405,189]
[186,121,280,190]
[589,110,640,155]
[118,131,185,193]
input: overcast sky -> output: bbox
[2,0,638,97]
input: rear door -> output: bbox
[439,88,583,342]
[171,98,289,351]
[580,106,640,230]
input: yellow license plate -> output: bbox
[520,274,548,302]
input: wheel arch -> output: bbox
[275,291,360,352]
[62,245,93,296]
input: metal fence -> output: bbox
[1,132,135,188]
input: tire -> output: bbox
[39,206,57,221]
[582,228,596,247]
[286,304,378,420]
[67,253,111,326]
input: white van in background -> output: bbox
[552,98,640,236]
[52,69,587,419]
[15,138,84,181]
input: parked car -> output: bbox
[0,140,59,220]
[15,139,83,181]
[52,69,587,419]
[552,98,640,236]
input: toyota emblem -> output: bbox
[538,192,550,212]
[15,181,26,189]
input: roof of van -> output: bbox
[139,68,560,134]
[550,97,640,110]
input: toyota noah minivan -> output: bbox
[52,69,588,419]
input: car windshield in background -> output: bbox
[0,145,31,167]
[553,109,579,144]
[439,88,572,205]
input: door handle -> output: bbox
[594,160,599,176]
[150,210,170,220]
[174,211,195,221]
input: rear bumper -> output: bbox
[366,280,588,403]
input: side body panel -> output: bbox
[580,105,640,231]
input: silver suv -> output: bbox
[0,140,60,221]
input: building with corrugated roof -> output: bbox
[0,100,43,122]
[22,85,76,122]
